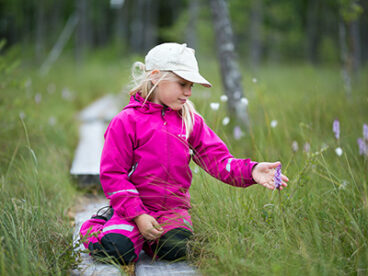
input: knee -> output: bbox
[154,228,193,261]
[94,233,137,264]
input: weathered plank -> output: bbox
[78,94,120,122]
[70,121,105,185]
[72,196,200,276]
[135,252,199,276]
[71,197,123,276]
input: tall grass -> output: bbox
[189,63,368,275]
[1,46,367,275]
[0,50,130,275]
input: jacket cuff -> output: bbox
[243,160,258,186]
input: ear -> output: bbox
[150,69,161,85]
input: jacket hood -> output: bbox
[124,92,173,114]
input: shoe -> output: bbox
[91,206,114,221]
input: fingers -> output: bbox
[152,219,163,232]
[270,161,281,169]
[145,228,163,240]
[281,174,289,182]
[144,220,163,240]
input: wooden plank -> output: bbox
[70,121,105,184]
[78,94,120,123]
[71,197,123,276]
[135,252,199,276]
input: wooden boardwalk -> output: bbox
[71,95,199,275]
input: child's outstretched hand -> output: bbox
[252,161,289,190]
[134,214,164,240]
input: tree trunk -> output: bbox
[114,3,125,45]
[130,0,145,53]
[350,19,361,74]
[249,0,263,69]
[75,0,89,64]
[143,0,158,52]
[306,0,319,64]
[209,0,250,130]
[339,19,352,98]
[186,0,199,49]
[35,2,45,63]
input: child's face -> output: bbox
[152,74,193,110]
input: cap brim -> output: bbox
[173,70,212,88]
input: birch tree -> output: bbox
[338,0,363,98]
[209,0,250,130]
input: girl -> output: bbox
[80,42,289,264]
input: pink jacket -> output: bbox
[100,93,257,220]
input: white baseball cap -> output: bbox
[145,42,212,88]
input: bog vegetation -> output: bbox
[1,0,368,275]
[1,44,367,274]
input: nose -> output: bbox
[184,86,192,97]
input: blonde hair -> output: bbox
[128,61,197,139]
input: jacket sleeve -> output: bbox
[188,114,258,188]
[100,114,148,220]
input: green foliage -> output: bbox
[319,37,340,64]
[188,63,368,275]
[0,48,131,275]
[1,42,367,274]
[339,0,363,22]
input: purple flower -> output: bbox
[274,164,282,190]
[358,138,366,155]
[233,126,244,140]
[333,119,340,140]
[363,124,368,141]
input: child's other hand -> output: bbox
[252,161,289,190]
[134,214,164,240]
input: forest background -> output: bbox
[1,0,368,275]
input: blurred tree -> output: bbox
[186,0,199,49]
[209,0,250,129]
[338,0,363,97]
[0,0,367,67]
[35,0,46,63]
[305,0,321,64]
[75,0,89,64]
[249,0,263,68]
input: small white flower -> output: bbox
[233,126,244,140]
[210,102,220,111]
[62,88,74,101]
[48,116,56,126]
[222,117,230,126]
[335,147,343,156]
[35,93,42,104]
[270,120,278,128]
[240,97,249,106]
[292,141,299,152]
[339,180,348,190]
[47,83,56,94]
[19,112,25,119]
[193,166,199,174]
[220,95,228,102]
[304,142,311,153]
[252,77,257,83]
